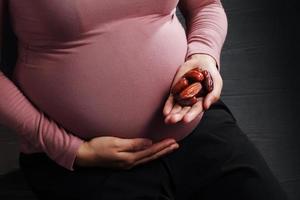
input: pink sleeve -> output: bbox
[0,1,84,171]
[0,72,84,171]
[178,0,228,71]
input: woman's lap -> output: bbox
[19,151,170,199]
[163,99,288,200]
[19,99,288,200]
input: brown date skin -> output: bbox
[171,77,189,95]
[179,82,202,100]
[170,67,214,107]
[202,70,213,92]
[176,96,198,107]
[183,68,205,82]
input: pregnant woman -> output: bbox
[0,0,288,199]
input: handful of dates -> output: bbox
[171,68,214,107]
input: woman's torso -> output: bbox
[9,0,201,141]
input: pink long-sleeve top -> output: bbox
[0,0,227,171]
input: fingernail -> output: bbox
[204,102,210,110]
[171,143,179,150]
[184,113,194,123]
[163,109,169,116]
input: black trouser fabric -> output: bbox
[19,99,288,200]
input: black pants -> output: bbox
[19,99,288,200]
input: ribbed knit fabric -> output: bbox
[0,0,227,171]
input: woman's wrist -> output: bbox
[187,53,218,69]
[74,141,96,167]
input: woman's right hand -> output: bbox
[74,136,179,169]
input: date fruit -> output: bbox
[171,77,189,95]
[202,70,214,92]
[176,96,198,107]
[179,82,202,99]
[170,67,214,107]
[184,68,205,82]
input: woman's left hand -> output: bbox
[163,54,223,124]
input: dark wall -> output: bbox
[0,0,17,79]
[217,0,300,199]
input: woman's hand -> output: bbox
[75,136,179,169]
[163,54,223,124]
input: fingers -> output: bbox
[132,138,176,160]
[133,143,179,167]
[163,94,184,117]
[118,138,177,168]
[203,72,223,110]
[163,95,174,116]
[115,138,153,152]
[182,98,205,123]
[165,106,190,124]
[164,103,183,123]
[169,103,183,115]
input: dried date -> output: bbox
[176,96,198,107]
[170,67,214,107]
[179,82,202,99]
[171,77,189,95]
[202,70,214,92]
[183,68,205,82]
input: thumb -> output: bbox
[203,92,218,110]
[117,138,153,152]
[203,74,222,110]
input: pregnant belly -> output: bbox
[13,19,202,142]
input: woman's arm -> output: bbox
[163,0,227,123]
[0,1,84,171]
[178,0,228,71]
